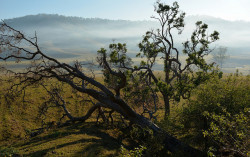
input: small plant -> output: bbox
[126,124,165,156]
[0,147,19,157]
[120,145,146,157]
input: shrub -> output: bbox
[120,145,146,157]
[124,124,165,156]
[179,74,250,156]
[203,107,249,156]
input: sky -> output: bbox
[0,0,250,21]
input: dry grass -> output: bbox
[14,122,122,157]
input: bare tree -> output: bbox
[212,46,229,68]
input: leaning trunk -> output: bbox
[130,114,204,156]
[106,97,202,156]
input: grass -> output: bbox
[13,122,122,157]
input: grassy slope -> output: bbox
[14,123,123,157]
[0,101,124,156]
[0,77,129,156]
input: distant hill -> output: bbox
[2,14,250,73]
[3,14,157,58]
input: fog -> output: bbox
[2,14,250,74]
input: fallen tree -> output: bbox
[0,23,203,156]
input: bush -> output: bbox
[120,145,146,157]
[124,124,165,156]
[203,107,249,156]
[179,74,250,156]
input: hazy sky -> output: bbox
[1,0,250,21]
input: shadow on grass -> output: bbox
[18,122,123,156]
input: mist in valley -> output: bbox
[2,14,250,74]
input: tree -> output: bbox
[212,46,229,68]
[98,1,219,116]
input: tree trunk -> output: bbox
[163,54,171,117]
[163,94,170,117]
[131,114,204,156]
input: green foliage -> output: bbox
[120,145,146,157]
[203,107,249,157]
[155,1,185,32]
[126,125,165,156]
[98,43,131,67]
[179,74,250,156]
[184,20,219,70]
